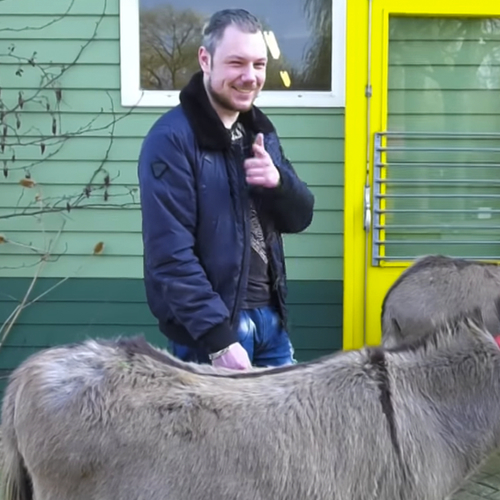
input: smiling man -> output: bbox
[137,9,315,370]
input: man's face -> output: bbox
[199,25,268,113]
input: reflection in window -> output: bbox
[388,17,500,132]
[138,0,332,92]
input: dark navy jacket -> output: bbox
[137,72,315,354]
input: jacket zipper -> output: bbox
[228,145,250,327]
[231,204,249,326]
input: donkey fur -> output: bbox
[381,254,500,348]
[3,311,500,500]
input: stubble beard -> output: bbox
[206,77,255,114]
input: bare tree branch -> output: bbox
[0,0,77,33]
[0,0,141,350]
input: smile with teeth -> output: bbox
[233,87,254,93]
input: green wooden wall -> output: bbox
[0,0,345,393]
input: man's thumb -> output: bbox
[254,133,264,148]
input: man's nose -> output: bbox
[241,66,257,83]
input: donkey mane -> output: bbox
[112,335,336,378]
[109,302,496,380]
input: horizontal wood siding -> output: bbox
[0,0,345,281]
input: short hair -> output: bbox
[201,9,263,56]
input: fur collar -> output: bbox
[179,71,275,151]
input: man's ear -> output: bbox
[198,46,211,73]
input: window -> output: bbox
[119,0,346,107]
[373,16,500,263]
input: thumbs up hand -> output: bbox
[243,133,280,188]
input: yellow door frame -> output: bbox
[343,0,500,350]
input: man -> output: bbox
[137,9,315,370]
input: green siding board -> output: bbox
[0,302,157,326]
[0,137,343,163]
[0,185,341,211]
[295,328,341,349]
[0,161,344,186]
[0,278,342,304]
[0,40,119,65]
[0,90,127,113]
[1,64,121,89]
[0,256,343,280]
[0,302,341,328]
[4,112,345,139]
[292,349,337,362]
[3,16,119,40]
[0,255,136,278]
[0,347,44,370]
[1,208,344,235]
[2,326,168,348]
[0,380,8,401]
[305,220,339,238]
[1,2,119,15]
[0,232,342,258]
[288,305,341,328]
[1,326,340,351]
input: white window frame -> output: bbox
[119,0,346,108]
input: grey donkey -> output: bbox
[381,254,500,348]
[4,308,500,500]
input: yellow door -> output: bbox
[344,0,500,349]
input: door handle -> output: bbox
[363,185,371,232]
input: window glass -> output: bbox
[139,0,332,91]
[377,16,500,261]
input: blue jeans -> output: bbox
[170,305,296,367]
